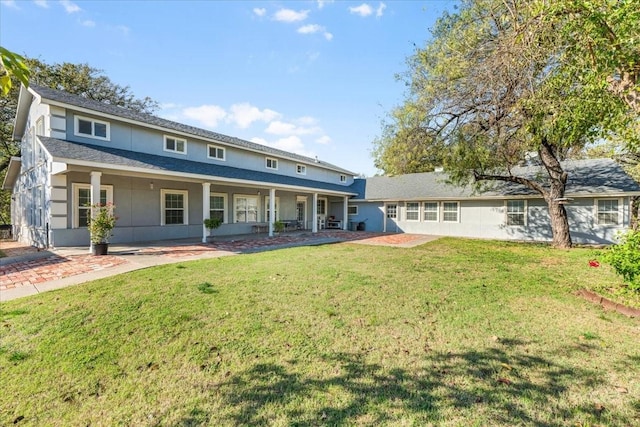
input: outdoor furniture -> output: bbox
[252,224,269,233]
[326,219,342,229]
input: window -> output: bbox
[161,189,188,225]
[208,145,225,160]
[317,198,327,215]
[406,202,420,221]
[348,205,358,215]
[506,200,526,226]
[424,202,438,222]
[296,164,307,175]
[234,195,259,223]
[209,193,227,223]
[164,136,186,154]
[73,184,113,228]
[340,175,347,183]
[36,117,44,136]
[266,157,278,170]
[596,199,620,225]
[442,202,459,222]
[74,115,110,140]
[386,204,397,219]
[265,196,280,222]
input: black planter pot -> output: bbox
[92,243,109,255]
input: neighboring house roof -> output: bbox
[23,84,356,176]
[39,137,356,196]
[352,159,640,201]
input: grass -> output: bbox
[1,237,639,426]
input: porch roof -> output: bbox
[39,137,357,196]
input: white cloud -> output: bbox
[253,7,266,17]
[81,20,95,27]
[115,25,130,35]
[317,0,334,9]
[376,2,386,17]
[298,24,323,35]
[252,136,316,158]
[34,0,49,8]
[265,120,321,136]
[324,32,333,41]
[349,3,373,17]
[228,103,281,128]
[274,8,309,23]
[60,0,80,13]
[316,135,332,145]
[183,105,228,128]
[1,1,19,9]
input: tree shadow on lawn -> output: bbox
[177,341,632,426]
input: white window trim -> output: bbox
[442,201,460,223]
[385,203,398,219]
[423,201,439,222]
[161,189,189,225]
[340,174,347,183]
[595,198,623,226]
[264,196,281,222]
[207,144,226,161]
[164,135,187,155]
[296,164,307,175]
[265,157,278,170]
[348,205,358,216]
[72,183,114,228]
[317,197,328,216]
[505,199,528,226]
[233,194,260,223]
[405,202,420,221]
[74,115,110,141]
[209,192,228,224]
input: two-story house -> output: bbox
[4,84,357,247]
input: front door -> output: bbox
[296,200,306,229]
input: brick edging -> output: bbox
[577,289,640,318]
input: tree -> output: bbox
[373,0,638,248]
[0,47,30,96]
[0,57,159,223]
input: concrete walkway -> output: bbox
[1,231,439,302]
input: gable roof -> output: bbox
[352,158,640,200]
[24,84,355,176]
[39,137,356,195]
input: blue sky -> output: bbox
[1,0,455,176]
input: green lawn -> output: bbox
[1,238,638,426]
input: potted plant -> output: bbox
[88,202,117,255]
[204,217,223,242]
[273,220,285,235]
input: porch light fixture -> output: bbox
[150,182,154,190]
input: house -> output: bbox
[346,160,640,244]
[3,84,357,248]
[3,84,639,248]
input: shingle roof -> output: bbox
[352,158,640,200]
[40,137,356,195]
[29,84,355,175]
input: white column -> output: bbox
[202,182,210,243]
[382,204,387,233]
[343,196,349,230]
[268,188,275,237]
[89,171,102,252]
[312,193,318,233]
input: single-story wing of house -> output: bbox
[3,84,639,247]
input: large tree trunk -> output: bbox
[539,140,572,249]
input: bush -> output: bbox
[602,230,640,292]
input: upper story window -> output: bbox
[340,174,347,183]
[208,144,225,160]
[164,136,187,154]
[36,117,44,136]
[296,164,307,175]
[74,115,110,141]
[266,157,278,170]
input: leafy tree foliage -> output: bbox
[0,47,30,96]
[0,57,158,223]
[373,0,639,248]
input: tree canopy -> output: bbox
[372,0,639,248]
[0,57,158,223]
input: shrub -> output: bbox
[88,203,117,244]
[204,217,223,230]
[602,230,640,292]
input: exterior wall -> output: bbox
[62,108,353,186]
[350,197,632,244]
